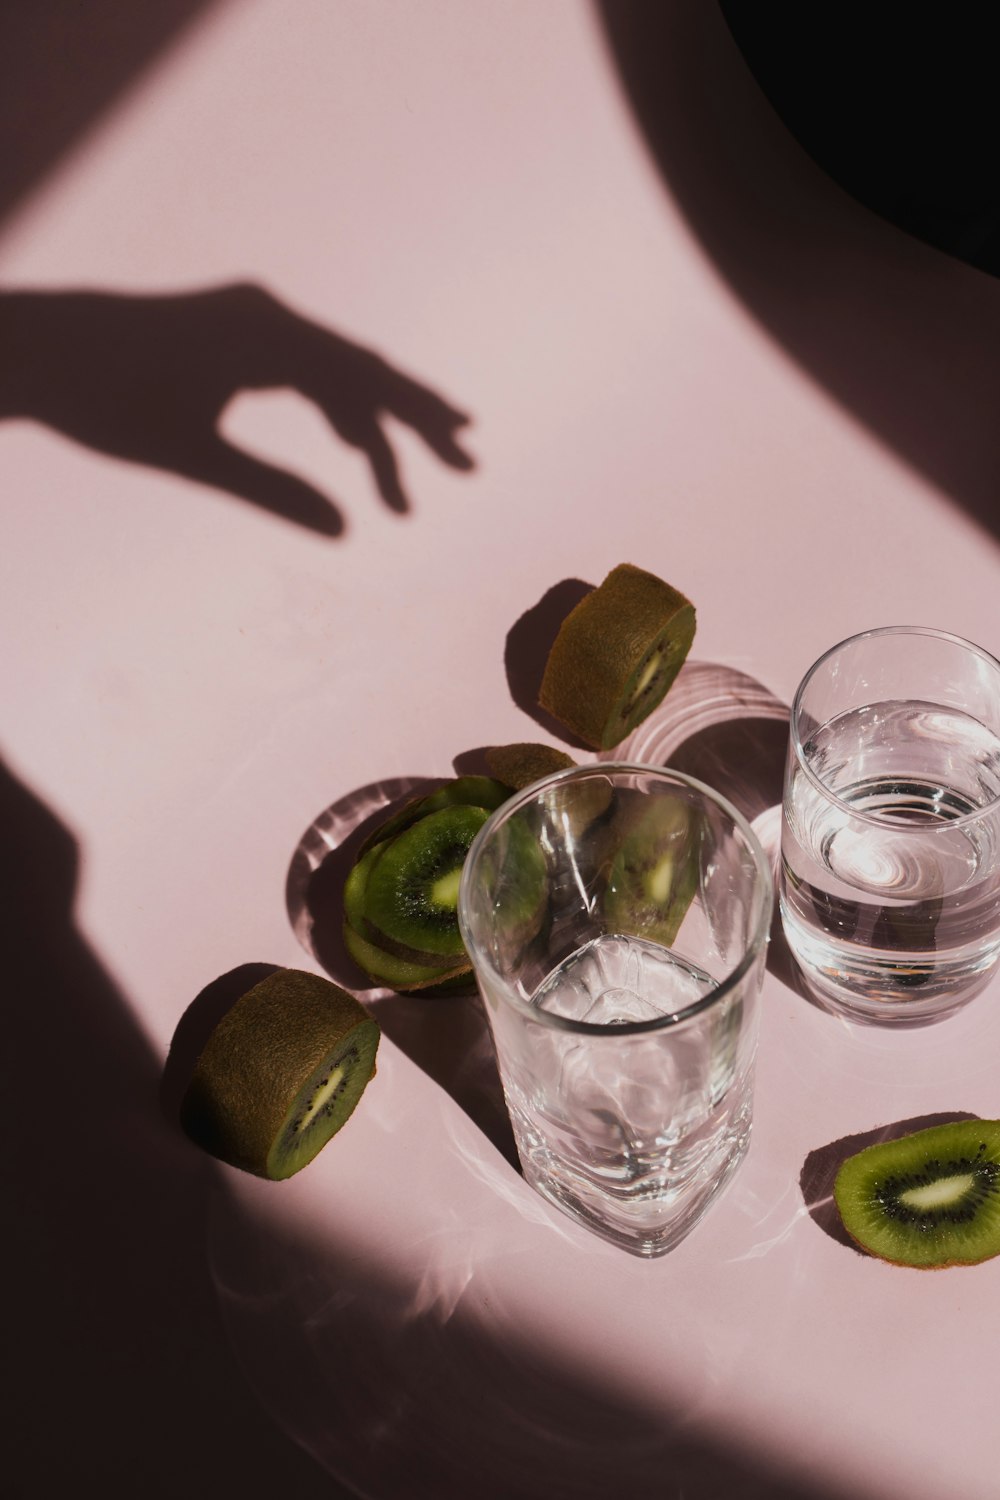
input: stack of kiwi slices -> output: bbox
[180,967,380,1180]
[539,563,696,751]
[343,775,513,993]
[344,765,565,992]
[834,1119,1000,1269]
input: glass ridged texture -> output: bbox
[458,764,772,1258]
[780,626,1000,1025]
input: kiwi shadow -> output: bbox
[286,777,518,1167]
[504,577,597,749]
[800,1111,980,1254]
[596,2,1000,544]
[0,754,345,1495]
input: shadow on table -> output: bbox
[209,1200,871,1500]
[0,283,475,536]
[800,1111,980,1253]
[0,1,222,227]
[596,1,1000,544]
[504,577,596,750]
[0,754,346,1496]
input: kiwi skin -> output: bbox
[180,968,379,1180]
[485,742,577,791]
[833,1118,1000,1269]
[538,563,696,750]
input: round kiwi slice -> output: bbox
[834,1119,1000,1268]
[180,968,379,1180]
[344,845,472,991]
[363,803,490,958]
[538,563,696,750]
[485,742,577,791]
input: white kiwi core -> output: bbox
[899,1173,976,1211]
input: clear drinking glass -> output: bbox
[780,626,1000,1024]
[457,764,772,1258]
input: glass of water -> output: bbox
[457,764,772,1258]
[780,626,1000,1025]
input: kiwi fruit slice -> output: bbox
[603,795,700,946]
[538,563,696,750]
[363,803,490,958]
[834,1119,1000,1268]
[343,845,473,991]
[485,743,577,791]
[180,968,379,1180]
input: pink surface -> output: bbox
[5,4,1000,1496]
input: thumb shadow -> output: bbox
[0,282,475,535]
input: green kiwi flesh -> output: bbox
[362,803,491,958]
[344,847,472,989]
[485,743,577,791]
[603,795,700,946]
[538,563,696,750]
[834,1119,1000,1268]
[180,968,380,1180]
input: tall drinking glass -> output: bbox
[458,764,772,1258]
[780,626,1000,1024]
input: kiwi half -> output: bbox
[180,968,379,1180]
[834,1119,1000,1268]
[603,795,700,947]
[538,563,696,750]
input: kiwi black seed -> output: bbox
[362,802,490,957]
[834,1119,1000,1268]
[180,968,380,1180]
[538,563,696,750]
[485,742,577,792]
[603,794,700,947]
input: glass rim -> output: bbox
[457,761,774,1037]
[790,624,1000,830]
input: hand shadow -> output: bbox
[0,282,475,535]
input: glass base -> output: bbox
[518,1134,751,1259]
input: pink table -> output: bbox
[5,5,1000,1495]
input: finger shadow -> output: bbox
[800,1111,980,1253]
[0,283,474,536]
[286,777,517,1166]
